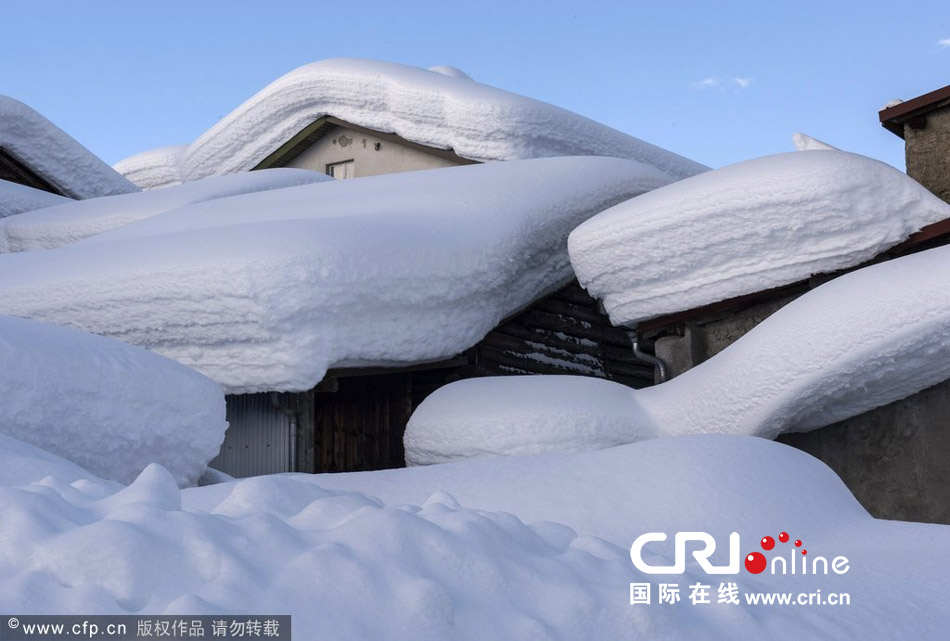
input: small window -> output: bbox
[326,160,355,180]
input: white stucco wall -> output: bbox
[287,125,465,178]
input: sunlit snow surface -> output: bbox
[0,316,225,486]
[569,150,950,325]
[0,95,137,198]
[0,157,670,394]
[1,435,946,640]
[116,58,707,189]
[0,179,70,219]
[0,168,331,252]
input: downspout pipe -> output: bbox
[270,392,298,473]
[627,330,668,384]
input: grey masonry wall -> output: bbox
[904,107,950,204]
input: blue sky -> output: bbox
[2,1,948,170]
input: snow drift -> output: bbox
[0,315,226,486]
[0,179,70,219]
[0,157,671,393]
[2,435,948,640]
[406,240,950,462]
[0,95,137,199]
[0,168,332,252]
[405,376,656,466]
[569,150,950,325]
[116,58,707,188]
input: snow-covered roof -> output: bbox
[116,58,707,188]
[569,150,950,326]
[0,178,70,219]
[0,95,138,199]
[407,236,950,464]
[0,315,224,486]
[0,157,671,394]
[0,168,332,252]
[112,144,186,190]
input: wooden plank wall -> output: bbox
[311,372,411,472]
[471,281,654,388]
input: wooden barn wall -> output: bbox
[220,281,649,476]
[469,282,654,388]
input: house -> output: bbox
[104,59,707,478]
[0,95,137,199]
[114,58,706,189]
[0,154,684,480]
[561,96,950,524]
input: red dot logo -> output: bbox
[779,532,789,543]
[744,552,767,574]
[761,536,775,551]
[794,539,802,547]
[802,550,807,556]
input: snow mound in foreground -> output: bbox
[0,157,670,393]
[406,240,950,460]
[405,375,656,465]
[4,436,947,639]
[0,315,226,485]
[0,179,70,219]
[0,432,112,489]
[569,150,950,325]
[112,144,187,190]
[0,95,138,199]
[0,168,331,252]
[118,58,706,186]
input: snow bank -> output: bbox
[638,242,950,438]
[405,376,656,465]
[3,436,948,640]
[0,168,331,252]
[0,157,670,393]
[408,240,950,460]
[119,58,706,184]
[112,144,187,190]
[0,432,111,488]
[0,179,70,219]
[0,95,137,198]
[0,315,226,486]
[569,150,950,325]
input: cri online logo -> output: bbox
[630,531,849,575]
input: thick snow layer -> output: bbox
[0,179,70,219]
[407,240,950,462]
[0,168,331,252]
[0,432,112,489]
[639,243,950,438]
[792,132,837,151]
[0,95,138,199]
[569,150,950,325]
[112,144,187,190]
[118,58,706,185]
[405,376,655,465]
[0,157,670,393]
[3,436,947,639]
[0,315,226,486]
[427,64,473,80]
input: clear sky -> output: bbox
[3,1,948,170]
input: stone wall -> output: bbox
[904,107,950,204]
